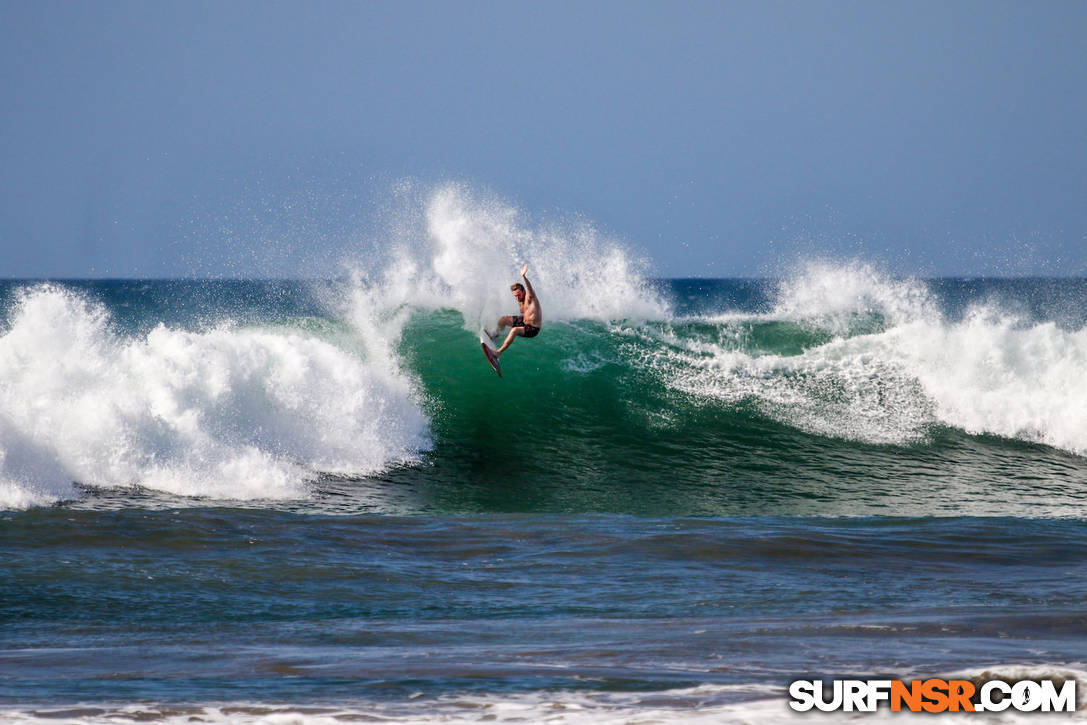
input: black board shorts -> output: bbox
[511,315,540,338]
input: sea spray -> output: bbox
[772,259,938,329]
[341,183,669,334]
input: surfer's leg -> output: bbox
[495,326,524,357]
[495,315,514,334]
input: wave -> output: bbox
[2,186,1085,511]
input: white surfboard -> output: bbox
[479,330,502,377]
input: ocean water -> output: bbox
[3,189,1087,722]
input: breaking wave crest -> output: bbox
[0,285,429,509]
[651,262,1087,454]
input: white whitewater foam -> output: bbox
[0,411,77,509]
[644,323,937,446]
[0,285,429,509]
[655,262,1087,455]
[892,308,1087,455]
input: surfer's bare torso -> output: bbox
[515,283,542,329]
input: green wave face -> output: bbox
[394,307,1087,518]
[400,311,735,511]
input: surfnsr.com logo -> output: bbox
[788,678,1077,713]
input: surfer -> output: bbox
[495,264,542,358]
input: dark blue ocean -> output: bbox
[2,266,1086,722]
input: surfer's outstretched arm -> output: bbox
[520,264,536,301]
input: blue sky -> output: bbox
[2,0,1085,277]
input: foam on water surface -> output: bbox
[2,665,1083,723]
